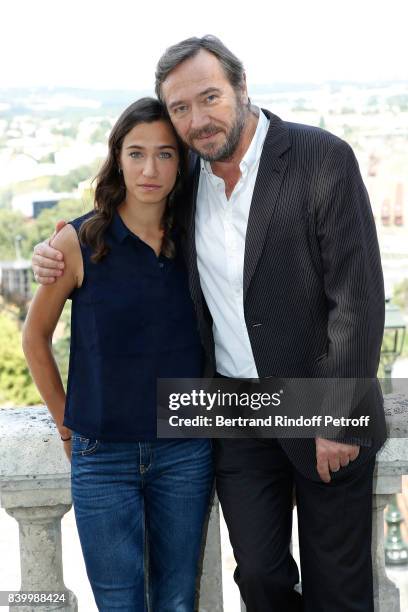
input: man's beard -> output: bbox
[187,98,247,162]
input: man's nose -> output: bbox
[190,106,209,131]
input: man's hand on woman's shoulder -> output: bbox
[32,220,67,284]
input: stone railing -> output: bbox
[0,397,407,612]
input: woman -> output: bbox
[22,98,213,612]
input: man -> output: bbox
[33,36,385,611]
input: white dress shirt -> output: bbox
[195,109,270,377]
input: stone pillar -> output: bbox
[0,406,78,612]
[1,486,77,612]
[372,492,401,612]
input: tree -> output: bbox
[49,161,100,193]
[25,198,91,255]
[0,210,29,260]
[90,119,112,144]
[0,312,41,405]
[0,188,13,209]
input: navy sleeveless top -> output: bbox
[63,211,203,441]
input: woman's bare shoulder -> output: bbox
[50,224,83,286]
[50,223,81,253]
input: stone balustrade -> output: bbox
[0,396,407,611]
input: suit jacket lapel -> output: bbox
[181,154,203,315]
[243,110,291,299]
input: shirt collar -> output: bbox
[109,209,178,245]
[200,107,270,176]
[240,108,269,173]
[110,210,135,243]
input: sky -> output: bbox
[1,0,407,91]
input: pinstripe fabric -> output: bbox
[177,109,386,481]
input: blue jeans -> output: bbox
[71,436,214,612]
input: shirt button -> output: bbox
[159,262,164,268]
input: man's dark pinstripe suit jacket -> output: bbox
[177,108,387,481]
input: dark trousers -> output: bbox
[214,438,375,612]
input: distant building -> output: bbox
[33,198,59,218]
[0,260,32,304]
[12,191,79,219]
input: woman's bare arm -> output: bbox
[22,224,83,442]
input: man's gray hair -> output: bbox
[155,35,245,103]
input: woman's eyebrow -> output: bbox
[125,144,177,150]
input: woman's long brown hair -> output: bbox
[79,97,187,262]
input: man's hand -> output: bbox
[32,220,67,284]
[315,437,360,483]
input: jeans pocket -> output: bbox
[71,433,99,456]
[187,439,213,462]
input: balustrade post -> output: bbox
[3,494,77,612]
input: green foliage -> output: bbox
[368,96,379,107]
[0,188,13,209]
[393,279,408,313]
[401,330,408,359]
[50,124,78,138]
[49,161,100,192]
[378,281,408,378]
[387,95,408,112]
[378,329,408,379]
[0,198,93,260]
[342,124,354,138]
[89,119,112,144]
[52,301,72,388]
[5,176,52,197]
[0,312,41,405]
[24,198,91,255]
[0,303,72,407]
[0,190,88,407]
[0,210,30,260]
[391,279,408,359]
[38,152,56,164]
[0,148,101,406]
